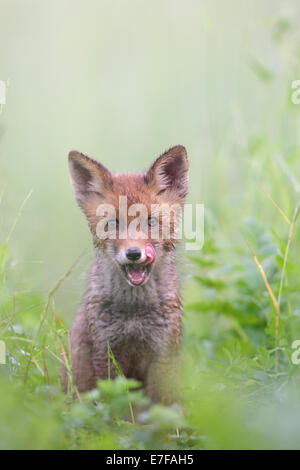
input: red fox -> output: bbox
[61,145,189,403]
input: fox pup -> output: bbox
[61,145,189,403]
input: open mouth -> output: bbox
[123,263,151,286]
[119,243,156,287]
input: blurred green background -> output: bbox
[2,0,300,450]
[1,0,299,303]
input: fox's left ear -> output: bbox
[68,150,113,214]
[146,145,189,200]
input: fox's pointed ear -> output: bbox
[146,145,189,200]
[68,151,113,210]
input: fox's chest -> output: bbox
[97,306,170,351]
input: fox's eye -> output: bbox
[107,219,119,231]
[148,216,158,227]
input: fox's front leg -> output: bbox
[90,346,120,382]
[62,310,96,394]
[145,347,182,405]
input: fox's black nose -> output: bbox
[126,248,141,262]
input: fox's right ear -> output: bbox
[68,151,113,212]
[146,145,188,201]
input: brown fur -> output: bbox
[61,145,188,403]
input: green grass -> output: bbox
[2,178,300,449]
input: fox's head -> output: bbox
[68,145,188,287]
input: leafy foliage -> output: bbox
[2,179,300,449]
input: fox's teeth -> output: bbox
[125,265,147,286]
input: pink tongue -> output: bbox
[127,244,156,285]
[145,243,156,265]
[127,265,146,285]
